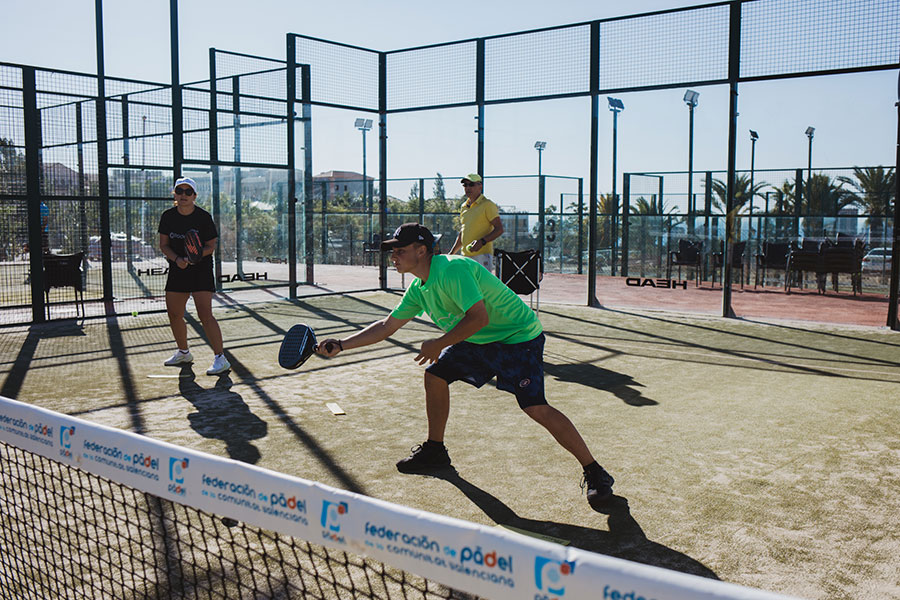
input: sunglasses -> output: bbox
[174,187,195,196]
[462,182,479,188]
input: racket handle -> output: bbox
[324,342,334,353]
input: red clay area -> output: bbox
[538,273,895,329]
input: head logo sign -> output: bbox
[534,556,575,599]
[168,457,189,496]
[320,500,349,543]
[59,425,75,458]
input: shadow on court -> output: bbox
[178,371,267,465]
[427,469,718,580]
[544,362,657,406]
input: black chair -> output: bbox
[786,241,824,293]
[495,249,542,314]
[754,241,790,288]
[666,239,702,286]
[363,233,382,266]
[821,241,864,295]
[711,240,746,288]
[43,252,86,319]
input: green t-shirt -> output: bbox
[391,254,542,344]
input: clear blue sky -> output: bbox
[2,0,897,212]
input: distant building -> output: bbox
[313,170,373,200]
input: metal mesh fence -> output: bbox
[485,25,591,101]
[740,0,900,79]
[387,42,476,111]
[293,36,379,110]
[599,5,730,91]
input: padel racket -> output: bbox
[278,324,335,369]
[184,230,203,264]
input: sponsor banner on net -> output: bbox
[0,396,796,600]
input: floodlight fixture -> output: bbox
[355,118,373,131]
[534,141,547,150]
[805,126,815,139]
[749,129,759,141]
[607,97,624,112]
[683,89,700,107]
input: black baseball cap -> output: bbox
[380,223,435,251]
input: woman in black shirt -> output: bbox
[157,177,230,375]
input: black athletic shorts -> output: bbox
[425,333,546,409]
[165,261,215,293]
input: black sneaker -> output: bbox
[581,464,615,511]
[396,442,451,473]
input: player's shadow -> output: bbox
[544,362,657,406]
[427,470,717,580]
[178,372,267,464]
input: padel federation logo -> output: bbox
[320,500,349,544]
[534,556,575,599]
[59,425,75,458]
[168,457,189,496]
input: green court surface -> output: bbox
[1,293,898,599]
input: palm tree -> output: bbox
[710,174,769,243]
[768,179,798,241]
[838,166,895,244]
[710,174,769,215]
[801,173,856,239]
[630,195,680,276]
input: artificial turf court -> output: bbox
[1,292,898,599]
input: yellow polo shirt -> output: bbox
[459,195,500,257]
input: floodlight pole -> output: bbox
[749,131,757,216]
[535,141,546,177]
[358,120,372,242]
[806,127,814,183]
[805,126,815,220]
[684,90,699,236]
[608,98,623,276]
[749,130,758,284]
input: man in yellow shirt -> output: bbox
[448,174,504,271]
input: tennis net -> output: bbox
[1,395,795,600]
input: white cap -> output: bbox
[173,177,197,194]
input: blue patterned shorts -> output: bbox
[425,334,546,409]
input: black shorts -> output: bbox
[425,334,547,409]
[165,260,216,293]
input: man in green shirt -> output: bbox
[316,223,614,510]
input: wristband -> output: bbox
[480,238,486,246]
[337,340,344,351]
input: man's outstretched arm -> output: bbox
[317,315,410,357]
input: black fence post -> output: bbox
[23,67,45,322]
[476,39,485,178]
[97,0,113,311]
[302,65,314,286]
[721,0,741,319]
[577,177,584,274]
[378,51,388,290]
[587,20,600,306]
[285,40,296,297]
[209,48,223,291]
[794,168,803,239]
[122,95,134,272]
[621,174,630,278]
[887,76,900,330]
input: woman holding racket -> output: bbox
[158,177,230,375]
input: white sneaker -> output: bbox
[207,354,231,375]
[164,350,193,366]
